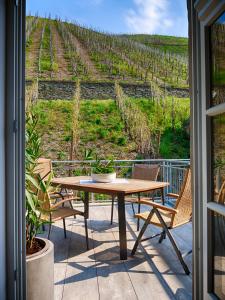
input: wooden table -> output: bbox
[51,176,169,260]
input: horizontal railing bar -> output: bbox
[163,166,189,170]
[52,159,190,164]
[52,165,189,170]
[53,165,133,169]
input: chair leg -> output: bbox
[84,218,89,250]
[63,218,67,239]
[111,196,115,225]
[158,230,166,243]
[137,193,141,231]
[69,200,76,218]
[131,209,155,255]
[42,224,45,232]
[131,203,135,215]
[154,209,190,275]
[47,223,52,240]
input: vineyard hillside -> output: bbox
[26,16,190,161]
[26,16,188,89]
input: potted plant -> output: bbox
[26,113,54,300]
[91,156,116,183]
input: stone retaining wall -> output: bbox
[164,86,190,98]
[27,80,189,100]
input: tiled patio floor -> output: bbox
[39,203,192,300]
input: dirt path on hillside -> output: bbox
[51,24,72,80]
[69,32,102,80]
[26,23,43,79]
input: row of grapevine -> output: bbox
[115,82,154,157]
[26,15,39,45]
[38,23,46,74]
[49,24,54,76]
[70,80,81,161]
[25,80,38,111]
[56,21,89,79]
[39,23,58,77]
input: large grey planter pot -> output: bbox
[26,238,54,300]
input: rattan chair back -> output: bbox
[35,158,52,181]
[132,164,160,181]
[37,188,51,220]
[217,180,225,205]
[172,168,192,227]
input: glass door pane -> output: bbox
[212,113,225,205]
[211,12,225,107]
[210,10,225,299]
[213,212,225,299]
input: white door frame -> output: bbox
[190,1,225,299]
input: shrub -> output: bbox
[57,151,66,160]
[64,135,72,142]
[117,136,127,146]
[97,128,108,139]
[95,118,101,125]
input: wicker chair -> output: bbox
[111,164,160,231]
[217,180,225,205]
[35,158,80,208]
[38,188,89,249]
[131,168,192,275]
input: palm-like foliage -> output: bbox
[26,113,51,253]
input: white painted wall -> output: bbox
[0,0,6,298]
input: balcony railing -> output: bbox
[52,159,190,202]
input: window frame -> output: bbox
[5,0,26,299]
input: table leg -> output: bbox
[117,193,127,260]
[161,188,165,205]
[137,193,141,231]
[84,192,89,219]
[84,192,89,250]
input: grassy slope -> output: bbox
[32,97,190,160]
[135,97,190,158]
[123,34,188,56]
[33,99,136,160]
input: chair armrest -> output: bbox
[166,193,179,199]
[139,200,178,214]
[50,193,80,209]
[51,198,76,209]
[138,197,154,201]
[49,191,64,199]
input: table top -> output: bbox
[51,176,169,195]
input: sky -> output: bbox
[26,0,188,37]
